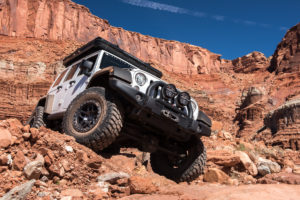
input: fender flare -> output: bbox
[87,66,132,88]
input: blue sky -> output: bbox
[73,0,300,59]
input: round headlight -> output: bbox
[135,73,147,86]
[177,92,191,106]
[162,84,177,99]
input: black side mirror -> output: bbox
[80,60,93,76]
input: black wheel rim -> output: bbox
[73,100,101,133]
[167,150,189,169]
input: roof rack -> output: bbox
[63,37,162,78]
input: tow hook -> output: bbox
[161,109,179,122]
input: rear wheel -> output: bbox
[27,106,46,128]
[62,87,123,152]
[150,139,206,182]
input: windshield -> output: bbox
[100,52,133,70]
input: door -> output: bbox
[62,53,100,110]
[47,68,69,113]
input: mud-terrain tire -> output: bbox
[150,139,206,182]
[62,87,123,152]
[27,106,47,128]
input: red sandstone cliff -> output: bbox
[269,23,300,74]
[0,0,229,75]
[0,0,299,142]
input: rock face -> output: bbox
[269,23,300,74]
[232,51,270,73]
[0,0,228,75]
[234,87,266,138]
[260,99,300,150]
[0,0,298,164]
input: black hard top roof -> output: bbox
[63,37,162,78]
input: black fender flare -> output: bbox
[87,66,132,88]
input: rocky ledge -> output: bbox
[1,118,300,199]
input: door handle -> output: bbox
[69,80,76,86]
[57,86,62,90]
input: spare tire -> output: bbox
[62,87,123,152]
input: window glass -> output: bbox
[64,64,78,82]
[78,55,98,76]
[100,53,133,69]
[52,69,68,87]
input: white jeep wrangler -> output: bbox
[28,37,211,182]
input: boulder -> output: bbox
[203,168,230,184]
[0,180,35,200]
[12,151,26,170]
[0,128,12,148]
[257,157,281,173]
[97,172,130,184]
[0,154,9,165]
[258,165,271,176]
[23,160,44,180]
[235,151,258,176]
[207,150,240,167]
[129,176,158,194]
[60,188,83,198]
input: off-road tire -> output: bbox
[62,87,123,152]
[27,106,46,128]
[150,139,206,182]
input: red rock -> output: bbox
[129,176,158,194]
[260,100,300,150]
[22,132,31,140]
[76,150,89,162]
[61,159,72,172]
[207,150,240,167]
[12,151,26,170]
[48,164,61,177]
[203,168,230,184]
[0,166,8,173]
[6,118,23,136]
[0,154,9,165]
[235,151,258,176]
[22,125,30,133]
[61,188,83,198]
[87,157,102,169]
[0,128,12,148]
[29,128,39,141]
[232,52,270,73]
[44,156,52,166]
[269,23,300,74]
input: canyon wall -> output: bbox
[0,0,299,144]
[0,0,230,75]
[269,23,300,74]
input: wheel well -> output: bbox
[87,73,110,89]
[37,97,46,107]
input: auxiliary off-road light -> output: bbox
[135,72,147,86]
[177,92,191,106]
[162,84,177,99]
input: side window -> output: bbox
[100,53,133,69]
[78,55,98,76]
[64,64,79,82]
[52,69,68,87]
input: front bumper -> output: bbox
[109,78,211,141]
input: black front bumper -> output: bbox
[109,78,211,141]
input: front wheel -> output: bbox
[62,87,123,152]
[150,139,206,182]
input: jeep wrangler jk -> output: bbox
[27,37,211,182]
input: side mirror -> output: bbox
[80,60,93,76]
